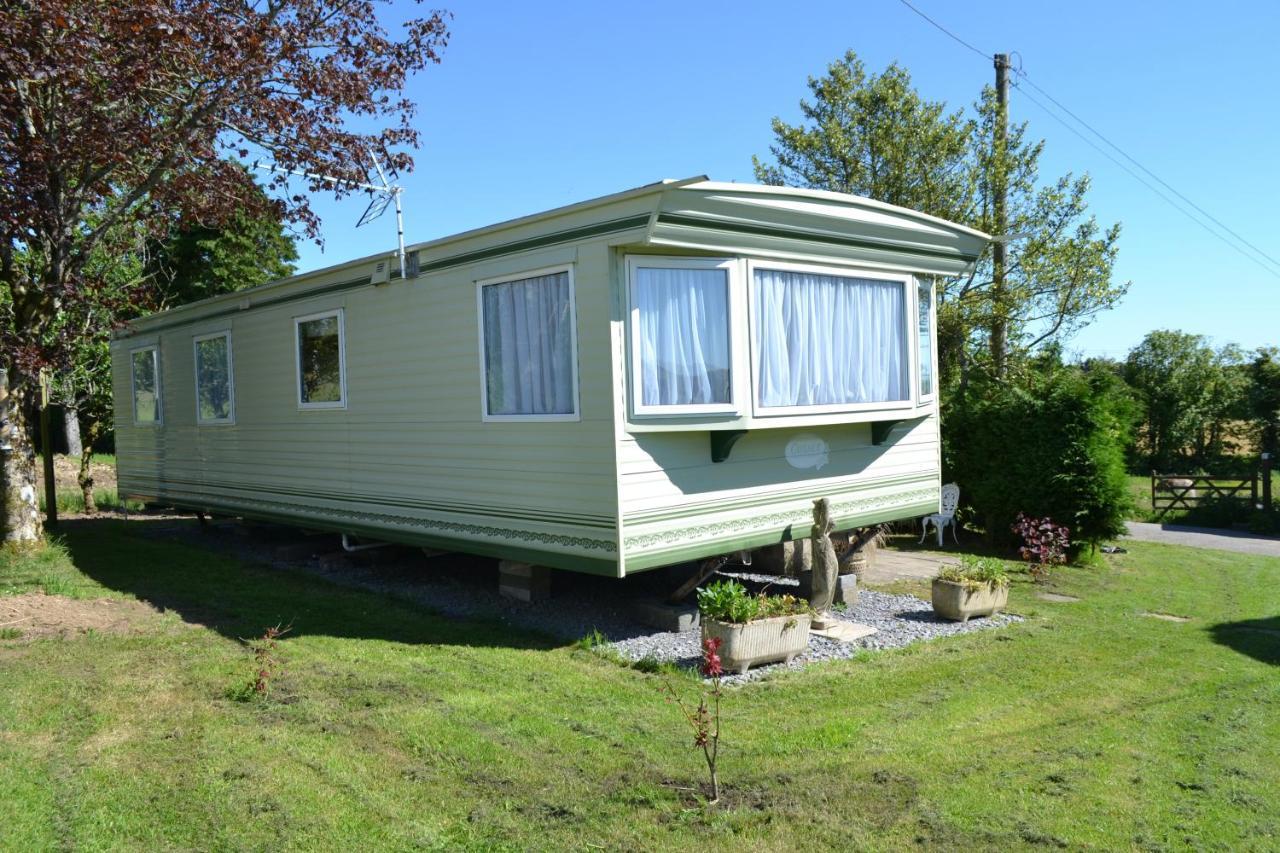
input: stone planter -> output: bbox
[702,613,812,674]
[931,579,1008,622]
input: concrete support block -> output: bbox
[754,539,813,576]
[835,574,860,607]
[498,560,551,602]
[632,598,700,632]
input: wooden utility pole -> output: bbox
[990,52,1010,378]
[39,371,56,526]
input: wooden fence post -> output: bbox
[1263,453,1273,514]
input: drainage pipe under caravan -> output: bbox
[341,533,392,553]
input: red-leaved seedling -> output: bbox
[662,636,724,803]
[1012,513,1070,581]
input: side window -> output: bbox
[295,310,346,409]
[478,268,579,420]
[628,257,736,415]
[918,280,934,399]
[131,346,161,425]
[194,331,235,423]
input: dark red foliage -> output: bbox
[1012,512,1070,566]
[0,0,450,381]
[701,636,723,678]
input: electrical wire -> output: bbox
[894,0,1280,280]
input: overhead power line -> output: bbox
[893,0,1280,280]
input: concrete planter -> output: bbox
[702,614,812,674]
[931,579,1008,622]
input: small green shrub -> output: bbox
[697,580,812,624]
[0,627,23,640]
[937,555,1011,591]
[38,574,75,597]
[1248,510,1279,535]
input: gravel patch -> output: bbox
[610,571,1021,684]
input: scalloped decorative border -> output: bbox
[623,486,938,553]
[157,490,619,554]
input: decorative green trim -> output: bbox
[131,476,614,528]
[709,429,747,463]
[417,214,651,274]
[143,488,618,556]
[623,471,937,524]
[655,213,980,264]
[624,499,940,572]
[623,486,939,556]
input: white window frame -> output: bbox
[192,330,236,425]
[294,308,347,410]
[626,255,745,418]
[747,259,916,417]
[129,344,162,427]
[916,278,937,404]
[475,264,581,423]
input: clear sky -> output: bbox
[288,0,1280,359]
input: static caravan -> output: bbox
[112,178,989,577]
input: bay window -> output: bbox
[752,265,909,411]
[629,258,737,415]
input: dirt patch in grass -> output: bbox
[0,593,161,640]
[1141,611,1192,623]
[36,454,117,495]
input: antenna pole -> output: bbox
[394,187,406,279]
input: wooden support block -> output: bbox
[498,560,551,602]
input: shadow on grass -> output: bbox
[1209,617,1280,666]
[54,517,559,652]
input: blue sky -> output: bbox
[289,0,1280,358]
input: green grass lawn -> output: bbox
[1,521,1277,850]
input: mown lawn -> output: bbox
[1,521,1277,851]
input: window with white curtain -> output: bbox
[918,280,934,398]
[753,266,909,409]
[630,259,734,413]
[479,268,578,419]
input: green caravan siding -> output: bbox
[113,237,634,576]
[617,417,942,572]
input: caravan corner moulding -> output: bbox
[110,178,989,577]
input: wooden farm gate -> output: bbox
[1151,455,1274,520]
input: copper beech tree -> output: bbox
[0,0,449,540]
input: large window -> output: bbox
[752,264,909,411]
[629,258,736,415]
[478,267,578,420]
[295,309,346,409]
[918,280,934,399]
[131,346,161,424]
[194,331,234,424]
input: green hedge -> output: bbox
[943,368,1133,555]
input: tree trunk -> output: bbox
[64,406,82,457]
[78,416,102,513]
[1,370,43,542]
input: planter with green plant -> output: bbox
[697,580,813,674]
[931,556,1010,622]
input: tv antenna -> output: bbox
[251,153,407,278]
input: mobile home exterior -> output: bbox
[112,178,989,576]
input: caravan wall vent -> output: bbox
[370,259,390,285]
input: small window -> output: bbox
[295,309,346,409]
[478,267,579,420]
[753,265,909,411]
[131,346,161,425]
[194,331,235,424]
[629,258,736,415]
[918,280,934,399]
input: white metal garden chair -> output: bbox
[919,483,961,546]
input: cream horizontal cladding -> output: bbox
[617,418,942,571]
[111,178,982,580]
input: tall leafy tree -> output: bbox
[1246,347,1280,459]
[1124,331,1246,471]
[0,0,449,541]
[753,51,1128,384]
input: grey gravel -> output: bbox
[610,571,1021,684]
